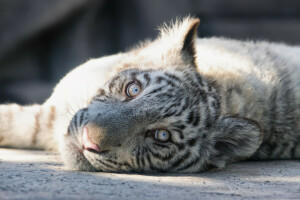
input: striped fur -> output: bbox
[0,17,299,173]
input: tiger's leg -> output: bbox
[0,104,58,151]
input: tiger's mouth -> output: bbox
[63,124,111,171]
[62,134,96,171]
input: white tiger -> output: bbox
[0,17,299,172]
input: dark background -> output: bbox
[0,0,300,104]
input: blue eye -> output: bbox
[126,82,141,97]
[154,129,170,142]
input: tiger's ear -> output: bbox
[159,17,200,67]
[209,117,263,169]
[180,18,200,67]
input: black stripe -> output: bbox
[105,159,118,165]
[79,111,85,127]
[135,146,140,168]
[179,133,184,139]
[98,89,106,96]
[130,72,138,80]
[108,75,121,93]
[172,141,185,151]
[267,142,278,157]
[187,111,194,124]
[165,79,176,87]
[175,101,189,117]
[121,161,131,168]
[148,148,176,161]
[154,142,169,149]
[140,147,146,167]
[93,97,106,102]
[155,93,174,99]
[70,123,76,135]
[162,111,177,119]
[199,89,208,103]
[176,157,200,172]
[143,73,151,86]
[204,99,212,127]
[73,114,78,131]
[163,104,176,114]
[163,102,181,114]
[173,124,186,130]
[207,85,212,92]
[105,159,132,169]
[146,153,154,170]
[187,137,197,147]
[108,83,116,93]
[181,97,190,112]
[130,156,136,168]
[67,124,72,135]
[156,76,165,84]
[105,159,121,169]
[172,128,184,139]
[156,76,176,87]
[211,100,217,110]
[170,151,191,168]
[95,158,115,169]
[192,110,200,126]
[164,72,181,82]
[195,74,204,87]
[184,73,199,88]
[168,88,174,93]
[290,143,297,158]
[278,143,289,158]
[146,153,166,172]
[269,88,277,137]
[148,87,164,95]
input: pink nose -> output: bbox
[82,126,101,152]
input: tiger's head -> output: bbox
[63,17,262,173]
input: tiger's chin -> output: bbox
[60,134,96,171]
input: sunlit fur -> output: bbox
[0,17,299,173]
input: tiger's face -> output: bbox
[62,17,262,173]
[65,67,220,172]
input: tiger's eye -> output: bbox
[154,129,170,142]
[126,82,141,97]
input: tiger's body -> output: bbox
[0,18,299,173]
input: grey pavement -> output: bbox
[0,148,299,200]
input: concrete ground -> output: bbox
[0,148,299,200]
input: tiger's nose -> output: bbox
[82,126,101,152]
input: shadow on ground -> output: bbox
[0,148,299,200]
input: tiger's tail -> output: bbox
[0,104,57,151]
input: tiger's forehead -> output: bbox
[105,68,196,89]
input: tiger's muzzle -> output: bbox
[81,100,156,153]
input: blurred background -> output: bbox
[0,0,300,104]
